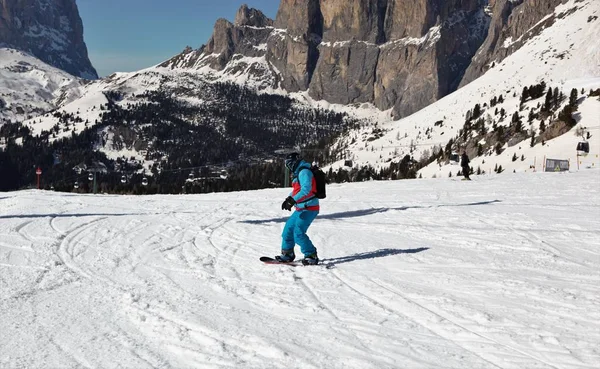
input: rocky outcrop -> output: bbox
[307,0,489,117]
[265,0,322,92]
[0,0,97,79]
[162,0,571,119]
[460,0,567,87]
[161,4,274,75]
[234,4,273,27]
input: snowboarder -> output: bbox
[461,151,471,180]
[277,152,320,265]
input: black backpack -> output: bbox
[302,166,327,199]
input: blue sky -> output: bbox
[76,0,279,77]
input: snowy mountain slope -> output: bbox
[1,170,599,368]
[20,60,354,169]
[0,48,84,123]
[328,0,600,177]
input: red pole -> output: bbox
[35,167,42,189]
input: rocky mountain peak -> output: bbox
[0,0,97,79]
[234,4,273,27]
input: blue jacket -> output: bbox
[290,160,320,211]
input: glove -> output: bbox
[281,196,296,211]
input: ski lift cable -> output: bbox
[380,141,448,149]
[159,158,245,174]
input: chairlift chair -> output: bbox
[74,182,79,189]
[219,170,228,180]
[142,177,149,186]
[576,141,590,156]
[88,173,94,181]
[121,175,127,184]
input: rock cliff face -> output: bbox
[273,0,489,117]
[162,1,569,119]
[0,0,97,79]
[460,0,567,87]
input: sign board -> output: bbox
[545,158,569,172]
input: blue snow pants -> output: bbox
[281,210,319,256]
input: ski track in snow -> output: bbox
[1,171,599,368]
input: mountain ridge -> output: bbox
[160,0,578,120]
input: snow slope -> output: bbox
[329,0,600,177]
[0,48,84,123]
[1,170,599,368]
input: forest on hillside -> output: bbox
[0,82,368,194]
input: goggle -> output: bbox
[285,159,295,170]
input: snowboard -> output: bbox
[259,256,335,268]
[260,256,302,266]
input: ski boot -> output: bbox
[275,249,295,263]
[302,253,319,265]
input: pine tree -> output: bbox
[569,88,578,108]
[495,142,503,155]
[512,153,518,162]
[558,105,576,127]
[473,104,482,120]
[512,111,520,124]
[544,88,553,112]
[512,112,523,133]
[521,86,529,104]
[528,109,535,123]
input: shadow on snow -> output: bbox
[241,200,502,224]
[324,247,429,266]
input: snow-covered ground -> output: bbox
[1,170,599,368]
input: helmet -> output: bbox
[285,152,302,172]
